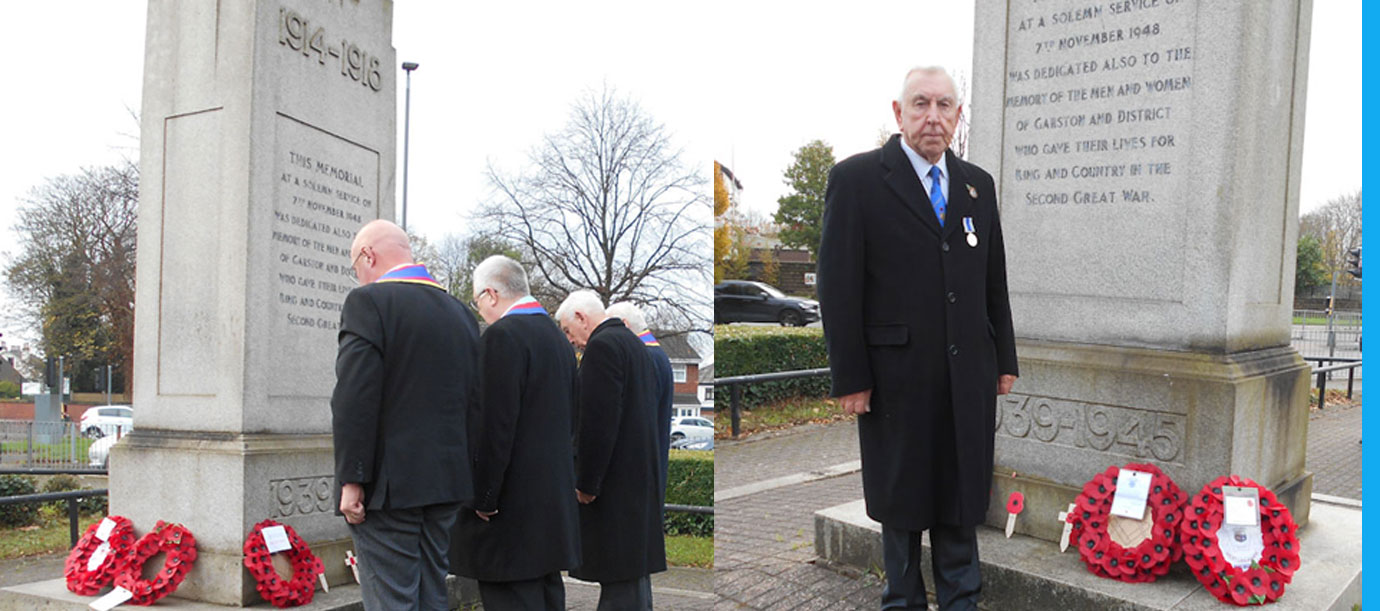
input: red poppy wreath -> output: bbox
[112,520,197,605]
[243,519,325,608]
[1180,475,1300,606]
[65,515,137,595]
[1065,463,1186,583]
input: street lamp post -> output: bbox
[401,61,419,231]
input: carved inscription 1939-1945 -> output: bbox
[996,393,1185,463]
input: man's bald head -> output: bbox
[350,219,414,284]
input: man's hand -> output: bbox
[475,509,498,522]
[997,374,1018,395]
[840,389,872,415]
[340,483,366,525]
[576,490,596,504]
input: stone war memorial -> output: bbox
[2,0,395,607]
[817,1,1361,608]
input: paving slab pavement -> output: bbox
[1305,402,1362,500]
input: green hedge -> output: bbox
[0,475,38,528]
[42,474,107,516]
[664,449,712,537]
[714,325,831,412]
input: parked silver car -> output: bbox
[670,416,714,443]
[80,405,133,439]
[88,435,120,468]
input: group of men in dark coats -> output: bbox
[331,225,670,610]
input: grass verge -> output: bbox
[0,512,101,559]
[0,438,97,456]
[664,534,712,568]
[715,396,853,439]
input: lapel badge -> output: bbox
[967,184,978,199]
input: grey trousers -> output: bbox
[880,523,980,611]
[596,574,652,611]
[478,572,565,611]
[349,502,462,611]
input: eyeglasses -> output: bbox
[469,287,492,311]
[349,247,370,281]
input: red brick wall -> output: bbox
[673,364,699,395]
[0,402,31,420]
[0,402,97,421]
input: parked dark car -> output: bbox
[714,280,820,326]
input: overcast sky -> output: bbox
[0,0,1364,346]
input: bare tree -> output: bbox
[5,162,138,391]
[481,86,711,336]
[1299,189,1362,285]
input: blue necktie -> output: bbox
[928,165,946,226]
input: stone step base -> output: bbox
[0,575,480,610]
[814,496,1361,610]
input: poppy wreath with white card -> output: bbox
[1065,463,1186,582]
[112,520,197,605]
[1180,475,1300,606]
[64,515,137,595]
[243,519,325,608]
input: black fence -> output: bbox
[715,368,832,438]
[0,488,108,546]
[1306,356,1363,402]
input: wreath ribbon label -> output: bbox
[95,518,117,541]
[1223,486,1260,526]
[86,542,112,572]
[89,586,133,611]
[262,525,292,553]
[1216,523,1264,569]
[1109,469,1152,518]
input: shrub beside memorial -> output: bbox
[713,325,830,413]
[0,474,39,528]
[664,449,712,537]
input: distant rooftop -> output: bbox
[651,330,700,362]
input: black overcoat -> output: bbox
[817,136,1018,530]
[648,342,674,499]
[449,312,582,582]
[569,318,667,582]
[331,279,480,511]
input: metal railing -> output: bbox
[0,488,109,546]
[1291,310,1363,369]
[665,503,713,515]
[0,420,125,469]
[715,368,832,438]
[1307,357,1363,403]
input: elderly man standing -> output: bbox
[816,67,1019,610]
[607,301,674,494]
[331,219,480,610]
[449,255,581,610]
[557,290,666,610]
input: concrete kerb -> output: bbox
[716,460,862,503]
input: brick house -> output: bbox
[651,331,706,420]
